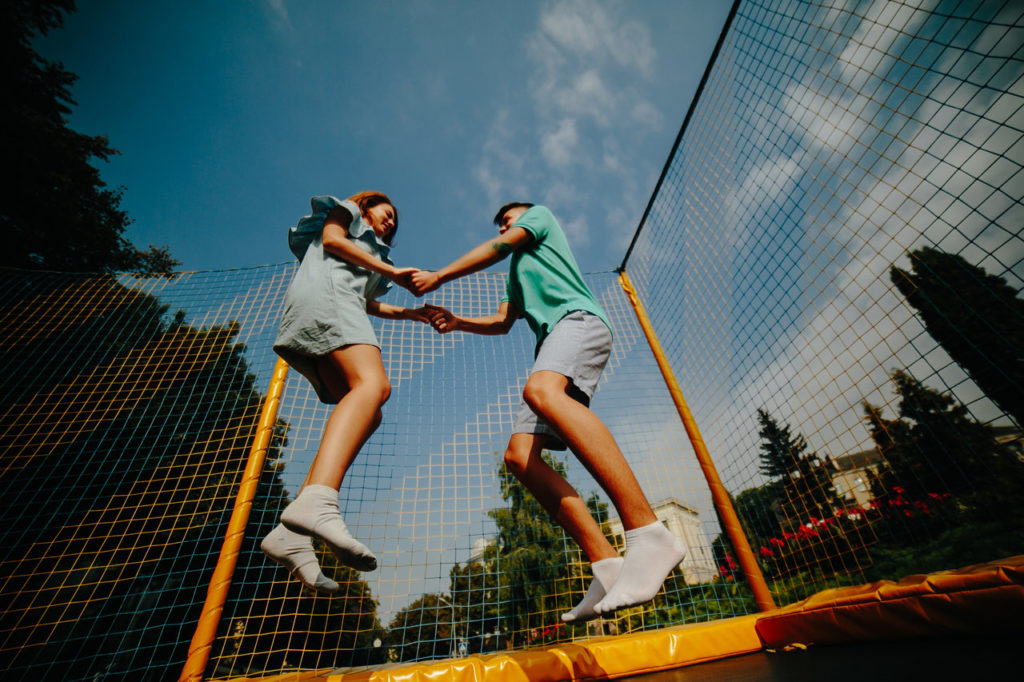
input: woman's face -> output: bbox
[364,202,397,239]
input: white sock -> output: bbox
[280,484,378,572]
[594,521,685,614]
[260,523,339,594]
[561,556,623,623]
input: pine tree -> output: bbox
[1,0,178,274]
[756,408,804,480]
[756,409,840,524]
[863,369,1024,504]
[891,247,1024,426]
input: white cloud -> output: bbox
[469,0,672,267]
[631,99,663,129]
[541,118,579,167]
[691,0,1024,471]
[474,111,529,207]
[266,0,288,22]
[538,0,655,76]
[553,69,615,125]
[561,215,590,247]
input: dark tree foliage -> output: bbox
[386,593,458,663]
[485,456,590,645]
[1,0,178,274]
[756,409,840,525]
[890,247,1024,427]
[863,369,1024,508]
[0,270,381,681]
[756,408,805,480]
[733,481,784,545]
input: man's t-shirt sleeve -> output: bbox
[513,206,553,242]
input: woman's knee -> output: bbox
[372,378,392,407]
[349,372,390,407]
[503,442,530,475]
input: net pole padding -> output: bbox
[179,357,290,682]
[617,271,775,612]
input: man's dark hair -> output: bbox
[493,202,535,225]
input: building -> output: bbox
[827,449,880,508]
[606,497,717,584]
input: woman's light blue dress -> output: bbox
[273,196,392,403]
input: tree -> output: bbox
[733,482,784,545]
[0,270,383,680]
[485,455,592,644]
[756,409,840,525]
[863,369,1024,506]
[386,594,457,662]
[448,543,506,655]
[891,247,1024,426]
[756,408,806,479]
[1,0,178,274]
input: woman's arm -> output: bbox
[366,299,431,323]
[424,301,518,335]
[321,207,412,282]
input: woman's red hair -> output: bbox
[347,191,399,244]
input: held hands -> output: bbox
[391,267,420,293]
[403,304,456,333]
[390,267,441,297]
[422,304,457,334]
[405,306,435,325]
[410,270,441,297]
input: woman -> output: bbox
[261,191,426,593]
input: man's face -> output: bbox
[498,206,528,234]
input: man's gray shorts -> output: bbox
[512,310,612,450]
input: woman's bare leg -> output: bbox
[304,344,391,489]
[279,344,390,571]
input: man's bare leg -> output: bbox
[504,432,621,622]
[523,371,685,613]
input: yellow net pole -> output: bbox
[179,357,290,682]
[618,271,775,612]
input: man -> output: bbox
[410,202,685,620]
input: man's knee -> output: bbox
[522,375,562,416]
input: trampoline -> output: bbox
[224,555,1023,681]
[4,2,1024,681]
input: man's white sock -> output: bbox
[561,556,623,622]
[280,484,377,572]
[260,523,339,594]
[594,521,685,614]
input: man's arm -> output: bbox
[411,226,532,296]
[424,301,519,335]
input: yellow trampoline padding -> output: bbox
[755,554,1024,648]
[217,555,1024,681]
[314,614,763,682]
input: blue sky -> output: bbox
[38,0,734,275]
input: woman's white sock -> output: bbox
[281,484,377,572]
[260,523,339,594]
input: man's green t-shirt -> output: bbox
[502,205,611,347]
